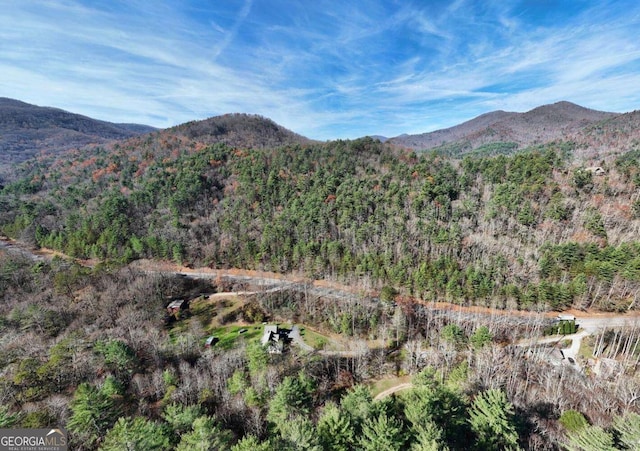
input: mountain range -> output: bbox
[386,101,619,154]
[0,97,156,170]
[2,97,639,173]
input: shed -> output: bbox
[585,166,606,176]
[167,299,188,315]
[557,314,576,321]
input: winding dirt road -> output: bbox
[2,237,639,335]
[374,383,414,401]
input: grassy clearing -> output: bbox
[207,324,264,349]
[189,295,245,329]
[578,335,595,360]
[270,323,331,350]
[298,327,329,350]
[170,294,339,352]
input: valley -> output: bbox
[2,98,640,449]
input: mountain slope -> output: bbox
[388,101,618,155]
[0,97,156,168]
[570,108,640,157]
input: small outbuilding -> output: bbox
[585,166,606,176]
[166,299,188,315]
[556,314,576,321]
[205,336,219,348]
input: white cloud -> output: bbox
[1,0,640,140]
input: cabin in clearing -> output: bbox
[260,325,292,354]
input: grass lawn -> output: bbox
[170,295,339,352]
[298,327,329,350]
[578,335,595,360]
[207,324,264,349]
[273,324,331,350]
[189,295,245,329]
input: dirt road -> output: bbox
[374,383,414,400]
[3,237,640,334]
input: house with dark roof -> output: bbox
[260,325,292,354]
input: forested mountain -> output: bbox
[168,113,315,149]
[3,126,640,312]
[0,97,155,172]
[570,108,640,158]
[2,104,640,449]
[387,101,618,156]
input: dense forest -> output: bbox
[3,249,640,450]
[2,135,640,312]
[2,131,640,449]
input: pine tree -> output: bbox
[470,326,493,349]
[564,424,616,451]
[359,413,407,451]
[279,416,322,450]
[0,406,20,428]
[100,417,170,451]
[468,389,520,450]
[411,421,449,451]
[231,435,272,451]
[317,402,354,450]
[162,403,203,444]
[67,382,121,449]
[267,373,315,429]
[613,412,640,450]
[340,384,375,432]
[175,416,233,451]
[558,410,588,433]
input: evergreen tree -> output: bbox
[558,410,588,433]
[231,435,272,451]
[468,389,520,450]
[613,412,640,450]
[94,339,139,377]
[340,384,375,432]
[359,412,407,451]
[0,406,20,428]
[67,382,121,449]
[175,416,233,451]
[564,424,616,451]
[279,416,322,450]
[100,417,170,451]
[404,378,469,449]
[267,373,315,428]
[162,403,203,444]
[411,420,449,451]
[441,324,467,349]
[317,402,354,450]
[470,326,493,349]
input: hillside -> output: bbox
[169,113,315,149]
[2,129,640,312]
[388,101,618,155]
[0,97,156,171]
[2,108,640,449]
[570,108,640,158]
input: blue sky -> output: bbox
[2,0,640,140]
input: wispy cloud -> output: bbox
[211,0,253,59]
[1,0,640,139]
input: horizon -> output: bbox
[2,1,640,140]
